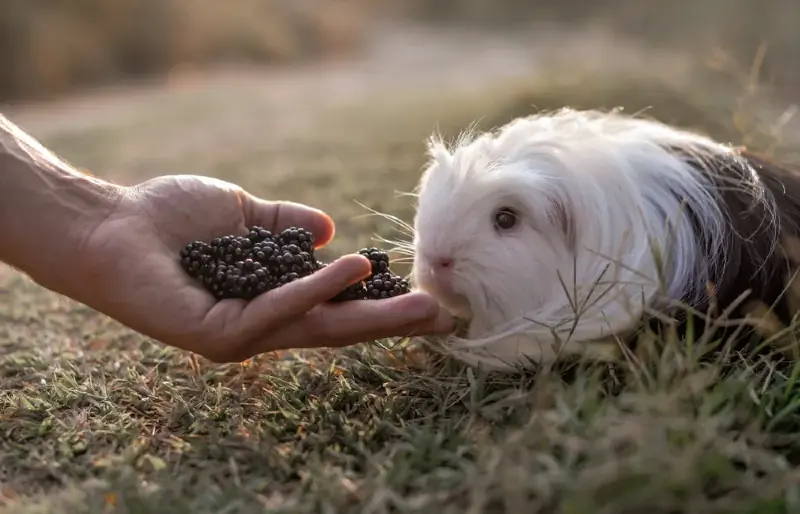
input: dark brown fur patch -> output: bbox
[652,146,800,357]
[714,150,800,321]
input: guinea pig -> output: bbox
[409,108,800,372]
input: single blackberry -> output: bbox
[275,247,316,278]
[216,258,279,299]
[217,266,241,298]
[276,271,302,287]
[251,240,282,270]
[358,247,391,276]
[211,234,254,264]
[205,263,235,300]
[179,241,213,277]
[247,226,277,245]
[252,268,276,294]
[278,226,316,253]
[365,272,410,299]
[329,281,367,302]
[231,236,253,259]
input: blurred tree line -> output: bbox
[390,0,798,92]
[0,0,795,103]
[0,0,374,102]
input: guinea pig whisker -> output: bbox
[352,199,416,237]
[393,190,419,199]
[376,238,416,258]
[389,253,415,262]
[373,231,412,243]
[373,235,412,249]
[390,257,415,264]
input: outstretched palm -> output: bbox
[75,175,453,362]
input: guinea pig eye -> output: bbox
[493,207,518,231]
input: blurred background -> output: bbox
[1,0,798,256]
[0,0,796,104]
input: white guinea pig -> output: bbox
[409,108,793,372]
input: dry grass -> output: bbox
[2,57,800,513]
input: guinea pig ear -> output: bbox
[414,136,451,195]
[426,135,452,166]
[546,198,577,252]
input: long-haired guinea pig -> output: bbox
[409,108,800,372]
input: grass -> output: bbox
[2,63,800,513]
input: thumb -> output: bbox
[235,254,373,341]
[242,194,336,249]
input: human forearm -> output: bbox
[0,114,125,293]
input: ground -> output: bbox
[2,25,800,513]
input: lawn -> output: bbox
[2,53,800,513]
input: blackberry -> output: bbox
[330,281,367,302]
[211,235,254,264]
[365,272,410,299]
[179,226,409,304]
[275,246,316,278]
[246,225,277,244]
[358,247,391,276]
[251,240,282,270]
[277,271,302,287]
[253,268,275,292]
[224,260,278,299]
[315,261,366,303]
[179,241,213,277]
[206,263,235,300]
[278,226,316,253]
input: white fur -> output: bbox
[409,108,778,372]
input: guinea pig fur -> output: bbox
[410,108,800,372]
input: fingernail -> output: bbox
[329,254,372,280]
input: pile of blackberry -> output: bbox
[179,226,410,302]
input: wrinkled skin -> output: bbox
[72,175,454,362]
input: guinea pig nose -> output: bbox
[435,257,454,270]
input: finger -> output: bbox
[252,292,455,353]
[235,254,372,341]
[243,195,336,248]
[310,292,455,343]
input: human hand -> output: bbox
[70,175,454,362]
